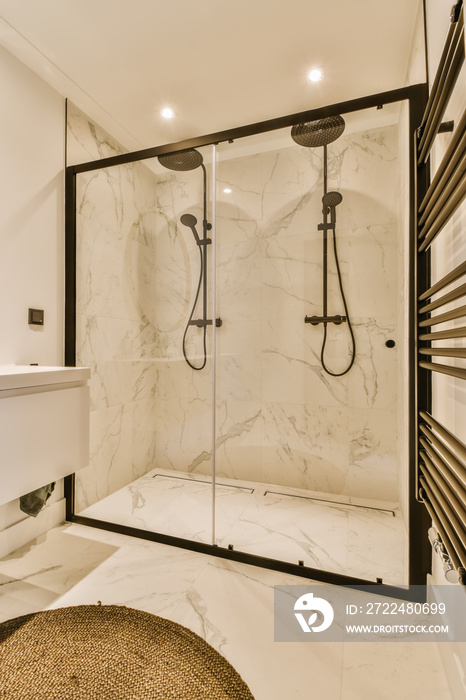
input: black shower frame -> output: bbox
[64,83,431,601]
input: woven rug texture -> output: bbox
[0,604,255,699]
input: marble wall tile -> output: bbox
[75,404,133,511]
[76,313,159,410]
[73,102,405,510]
[77,167,140,235]
[261,402,350,494]
[131,399,158,479]
[70,106,160,511]
[261,318,348,407]
[261,233,322,320]
[155,357,212,403]
[216,150,263,222]
[154,396,213,476]
[345,221,398,319]
[76,214,140,321]
[67,102,126,165]
[216,320,262,402]
[214,400,263,481]
[330,125,400,215]
[260,147,323,239]
[348,408,398,500]
[212,122,402,502]
[347,319,398,410]
[216,238,263,321]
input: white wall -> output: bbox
[0,45,66,552]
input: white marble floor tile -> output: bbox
[79,468,406,584]
[218,490,350,574]
[346,508,406,585]
[340,642,452,700]
[0,527,118,622]
[179,557,345,700]
[0,522,453,700]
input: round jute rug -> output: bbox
[0,604,255,699]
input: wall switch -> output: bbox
[28,308,44,325]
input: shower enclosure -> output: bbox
[65,86,428,592]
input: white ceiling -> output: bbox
[0,0,424,150]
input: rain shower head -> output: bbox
[291,115,345,148]
[322,191,343,208]
[158,148,204,171]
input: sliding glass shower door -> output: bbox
[72,133,216,545]
[213,104,409,585]
[69,95,411,586]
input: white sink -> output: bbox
[0,365,90,506]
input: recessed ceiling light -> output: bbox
[161,107,176,119]
[308,69,323,83]
[223,188,232,194]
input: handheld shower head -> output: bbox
[322,191,343,208]
[158,148,204,171]
[180,213,198,227]
[291,115,345,148]
[180,213,201,244]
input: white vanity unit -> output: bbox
[0,365,90,506]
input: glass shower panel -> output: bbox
[214,104,409,585]
[74,145,216,545]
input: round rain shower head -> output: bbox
[322,191,343,208]
[158,149,204,171]
[291,115,345,148]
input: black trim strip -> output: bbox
[64,167,77,367]
[68,86,425,174]
[411,81,432,585]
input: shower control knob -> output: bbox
[385,339,396,348]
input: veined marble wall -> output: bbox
[68,104,160,511]
[155,120,403,503]
[71,103,404,510]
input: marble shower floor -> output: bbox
[79,468,407,586]
[0,524,452,700]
